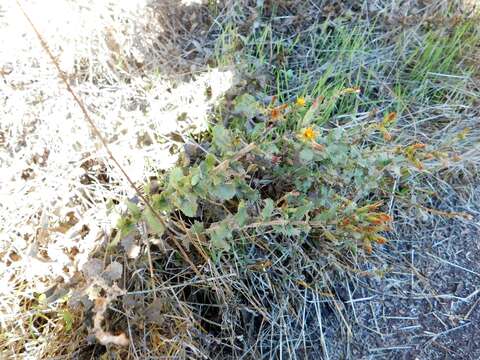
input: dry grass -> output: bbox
[1,0,480,359]
[0,0,236,358]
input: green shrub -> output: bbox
[114,90,436,262]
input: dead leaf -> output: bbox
[102,261,123,282]
[120,233,141,259]
[82,259,103,280]
[144,298,167,325]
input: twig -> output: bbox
[213,142,257,172]
[426,322,472,342]
[426,252,480,277]
[126,273,237,295]
[313,288,330,360]
[465,296,480,320]
[419,205,473,220]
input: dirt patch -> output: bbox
[345,187,480,359]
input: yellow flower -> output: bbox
[296,97,306,107]
[301,127,316,141]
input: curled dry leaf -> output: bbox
[92,284,129,347]
[82,259,123,283]
[144,298,168,325]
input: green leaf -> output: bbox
[261,198,275,220]
[144,182,152,195]
[210,223,232,251]
[117,217,135,237]
[297,177,313,193]
[263,143,280,155]
[191,173,201,186]
[285,68,294,79]
[275,224,302,237]
[108,230,124,251]
[152,193,171,212]
[291,203,314,221]
[237,181,260,201]
[191,221,205,235]
[60,310,74,332]
[233,93,260,119]
[212,125,233,152]
[169,167,184,188]
[299,148,314,163]
[211,183,237,201]
[143,208,165,235]
[332,127,344,141]
[211,173,223,186]
[250,122,266,138]
[177,195,198,217]
[204,153,217,170]
[126,201,141,221]
[313,208,336,222]
[234,200,248,226]
[37,293,47,306]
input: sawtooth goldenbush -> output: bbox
[114,91,436,261]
